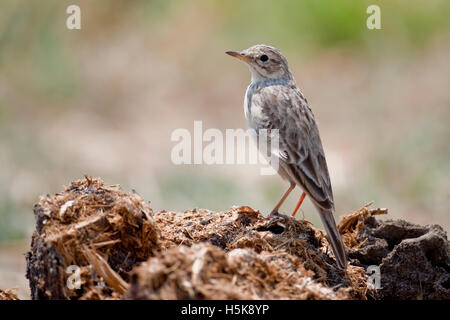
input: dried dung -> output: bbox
[0,288,20,300]
[342,204,450,300]
[126,243,350,300]
[147,206,366,299]
[26,176,159,299]
[24,178,450,300]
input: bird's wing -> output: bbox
[252,83,334,211]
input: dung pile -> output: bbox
[0,289,19,300]
[24,177,450,300]
[26,176,159,299]
[126,243,350,300]
[340,205,450,299]
[138,206,367,300]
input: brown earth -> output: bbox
[3,177,449,300]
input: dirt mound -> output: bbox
[24,177,450,300]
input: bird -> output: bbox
[226,44,347,269]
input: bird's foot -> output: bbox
[268,210,290,220]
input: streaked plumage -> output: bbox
[227,44,347,269]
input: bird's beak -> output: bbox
[226,51,252,63]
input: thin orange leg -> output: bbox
[291,192,307,217]
[269,183,295,217]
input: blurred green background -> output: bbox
[1,0,449,298]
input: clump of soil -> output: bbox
[24,177,450,300]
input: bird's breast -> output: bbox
[244,83,265,131]
[243,84,253,122]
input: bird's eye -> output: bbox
[260,54,269,62]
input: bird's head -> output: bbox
[226,44,292,82]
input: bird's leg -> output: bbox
[269,183,295,217]
[291,192,307,217]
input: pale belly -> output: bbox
[243,85,289,179]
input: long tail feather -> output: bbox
[317,208,347,269]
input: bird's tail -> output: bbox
[317,207,347,270]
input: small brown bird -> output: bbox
[226,44,347,269]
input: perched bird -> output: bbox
[226,44,347,269]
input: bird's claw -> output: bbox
[268,210,290,220]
